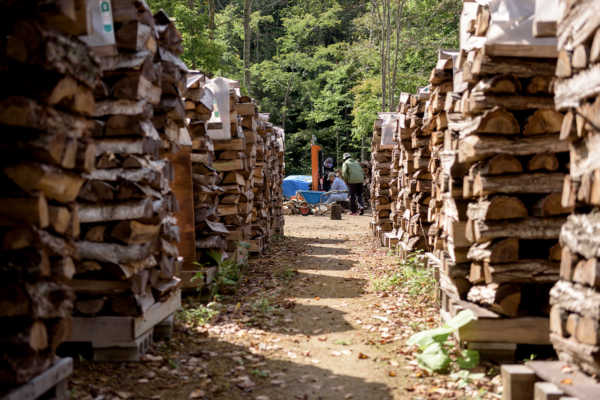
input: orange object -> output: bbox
[311,144,321,191]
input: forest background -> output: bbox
[147,0,461,174]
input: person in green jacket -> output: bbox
[342,152,365,215]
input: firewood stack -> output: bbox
[211,85,257,262]
[396,89,431,255]
[269,126,285,237]
[251,115,283,252]
[0,1,102,387]
[426,51,456,262]
[548,0,600,377]
[182,73,229,287]
[370,115,394,243]
[71,0,181,322]
[387,118,402,248]
[447,0,571,319]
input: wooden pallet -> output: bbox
[441,290,550,361]
[501,361,600,400]
[67,291,181,361]
[0,358,72,400]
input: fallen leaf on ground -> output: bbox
[189,389,206,399]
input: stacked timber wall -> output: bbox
[371,0,580,356]
[0,0,285,393]
[67,2,183,360]
[0,0,100,391]
[549,0,600,377]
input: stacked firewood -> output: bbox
[446,1,570,318]
[0,2,101,386]
[370,115,394,242]
[549,0,600,377]
[183,73,229,287]
[268,126,285,237]
[72,0,180,319]
[211,86,256,261]
[251,116,285,251]
[395,89,431,254]
[426,51,455,258]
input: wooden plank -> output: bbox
[1,358,73,400]
[166,147,195,274]
[534,382,564,400]
[485,18,557,59]
[527,361,600,400]
[69,291,180,346]
[501,364,537,400]
[133,290,181,339]
[451,298,550,344]
[555,65,600,110]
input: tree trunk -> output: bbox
[208,0,215,41]
[243,0,253,94]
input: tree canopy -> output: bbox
[147,0,460,174]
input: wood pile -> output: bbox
[211,87,256,261]
[424,51,472,301]
[67,0,181,350]
[0,0,101,387]
[370,114,395,243]
[252,120,285,248]
[431,0,570,324]
[182,72,228,288]
[549,0,600,377]
[395,89,431,255]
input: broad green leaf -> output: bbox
[456,349,480,370]
[445,309,476,330]
[416,343,450,372]
[407,327,452,350]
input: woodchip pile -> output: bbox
[549,0,600,377]
[0,0,100,387]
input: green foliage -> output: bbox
[371,250,435,300]
[251,297,274,314]
[192,244,248,296]
[177,304,219,328]
[145,0,461,173]
[407,310,479,373]
[207,248,244,296]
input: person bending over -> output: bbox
[325,172,349,204]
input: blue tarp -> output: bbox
[282,175,312,199]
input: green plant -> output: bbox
[450,370,485,389]
[194,243,248,296]
[178,305,219,327]
[251,369,269,378]
[276,268,297,282]
[407,310,479,373]
[371,251,436,300]
[252,297,274,315]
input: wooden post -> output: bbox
[501,364,537,400]
[166,147,196,275]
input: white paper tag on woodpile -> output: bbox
[80,0,117,56]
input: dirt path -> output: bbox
[70,215,501,400]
